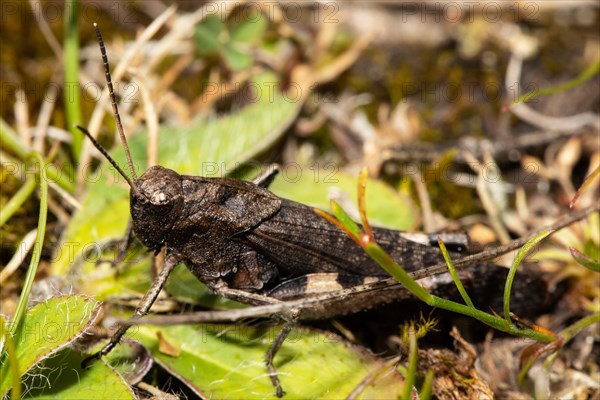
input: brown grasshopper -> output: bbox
[80,24,548,397]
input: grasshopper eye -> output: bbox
[147,190,174,216]
[151,191,168,205]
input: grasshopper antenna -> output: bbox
[92,22,138,181]
[93,22,137,180]
[76,125,141,198]
[78,23,143,198]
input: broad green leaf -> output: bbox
[230,11,267,43]
[194,15,225,55]
[0,296,102,396]
[224,44,253,70]
[268,168,418,231]
[21,347,134,399]
[134,324,405,399]
[52,73,302,277]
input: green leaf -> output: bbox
[0,296,102,397]
[21,347,135,399]
[230,11,267,43]
[570,247,600,272]
[223,44,253,70]
[134,324,405,399]
[268,169,418,231]
[194,15,225,55]
[330,200,362,240]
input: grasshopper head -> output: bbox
[131,165,184,251]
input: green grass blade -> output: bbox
[64,0,83,160]
[1,119,75,192]
[569,247,600,272]
[0,178,36,228]
[560,312,600,343]
[437,238,474,308]
[512,59,600,105]
[419,370,434,400]
[0,118,28,159]
[503,230,552,321]
[402,329,418,400]
[8,153,48,337]
[330,200,362,240]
